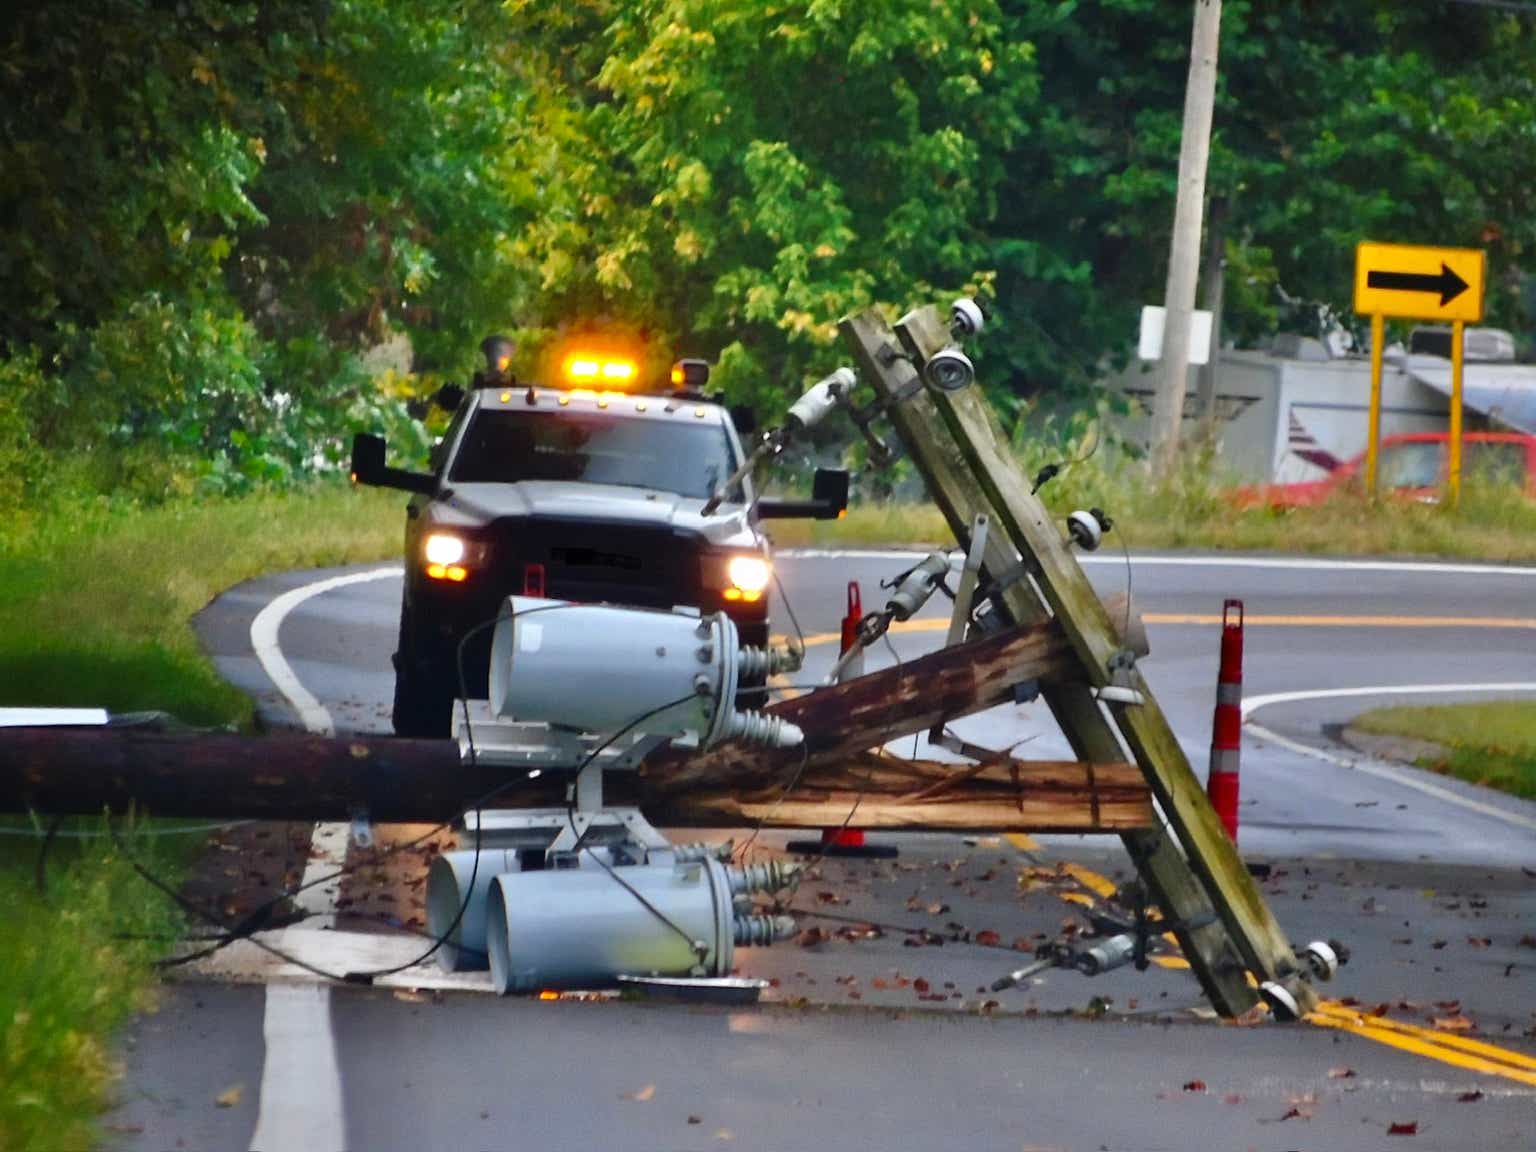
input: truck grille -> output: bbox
[488,519,690,608]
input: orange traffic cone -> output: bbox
[1207,599,1243,842]
[788,582,897,859]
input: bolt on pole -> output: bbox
[1150,0,1222,478]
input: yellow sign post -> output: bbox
[1353,242,1485,502]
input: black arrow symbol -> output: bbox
[1366,262,1470,306]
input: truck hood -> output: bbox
[430,481,760,547]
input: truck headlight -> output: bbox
[424,534,466,565]
[423,533,474,582]
[725,555,771,602]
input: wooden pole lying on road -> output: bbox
[0,605,1156,831]
[0,727,1150,832]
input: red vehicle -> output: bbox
[1234,431,1536,508]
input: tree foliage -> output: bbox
[2,1,1534,506]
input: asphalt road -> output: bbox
[108,548,1536,1151]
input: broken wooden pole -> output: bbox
[640,753,1151,832]
[0,729,1148,832]
[648,610,1081,790]
[839,303,1303,1017]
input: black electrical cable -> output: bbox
[731,735,810,864]
[105,601,607,981]
[770,566,806,667]
[561,691,720,966]
[1029,419,1102,495]
[776,611,911,895]
[109,826,355,983]
[33,813,62,896]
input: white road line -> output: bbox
[781,548,1536,577]
[252,567,401,922]
[1243,683,1536,834]
[248,984,347,1152]
[250,566,404,738]
[246,567,400,1152]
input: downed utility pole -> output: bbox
[0,726,1150,833]
[839,302,1316,1017]
[0,607,1152,833]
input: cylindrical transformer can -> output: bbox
[488,597,740,743]
[426,849,525,972]
[484,858,734,994]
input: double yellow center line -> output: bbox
[781,613,1536,652]
[1017,848,1536,1087]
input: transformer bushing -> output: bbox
[484,857,797,994]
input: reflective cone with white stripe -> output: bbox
[1207,599,1244,842]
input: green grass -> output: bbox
[0,483,402,1148]
[766,464,1536,563]
[1353,701,1536,801]
[0,484,403,725]
[0,819,197,1152]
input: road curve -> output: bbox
[201,548,1536,867]
[107,548,1536,1152]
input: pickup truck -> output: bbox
[351,352,846,737]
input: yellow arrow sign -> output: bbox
[1354,242,1485,322]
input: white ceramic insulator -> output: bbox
[720,709,804,748]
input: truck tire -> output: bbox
[391,670,455,739]
[391,614,455,739]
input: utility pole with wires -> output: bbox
[1150,0,1222,477]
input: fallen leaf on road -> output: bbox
[1387,1121,1419,1135]
[1182,1080,1206,1093]
[392,989,427,1004]
[1457,1090,1483,1103]
[1327,1066,1356,1079]
[1432,1016,1475,1032]
[624,1084,656,1102]
[714,1128,734,1141]
[215,1085,244,1109]
[975,929,1001,947]
[688,1116,702,1125]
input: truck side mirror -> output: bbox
[811,467,850,519]
[350,432,437,495]
[755,467,851,521]
[351,432,386,484]
[434,383,466,411]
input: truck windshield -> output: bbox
[450,408,737,500]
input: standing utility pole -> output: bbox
[1195,194,1228,443]
[1150,0,1222,477]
